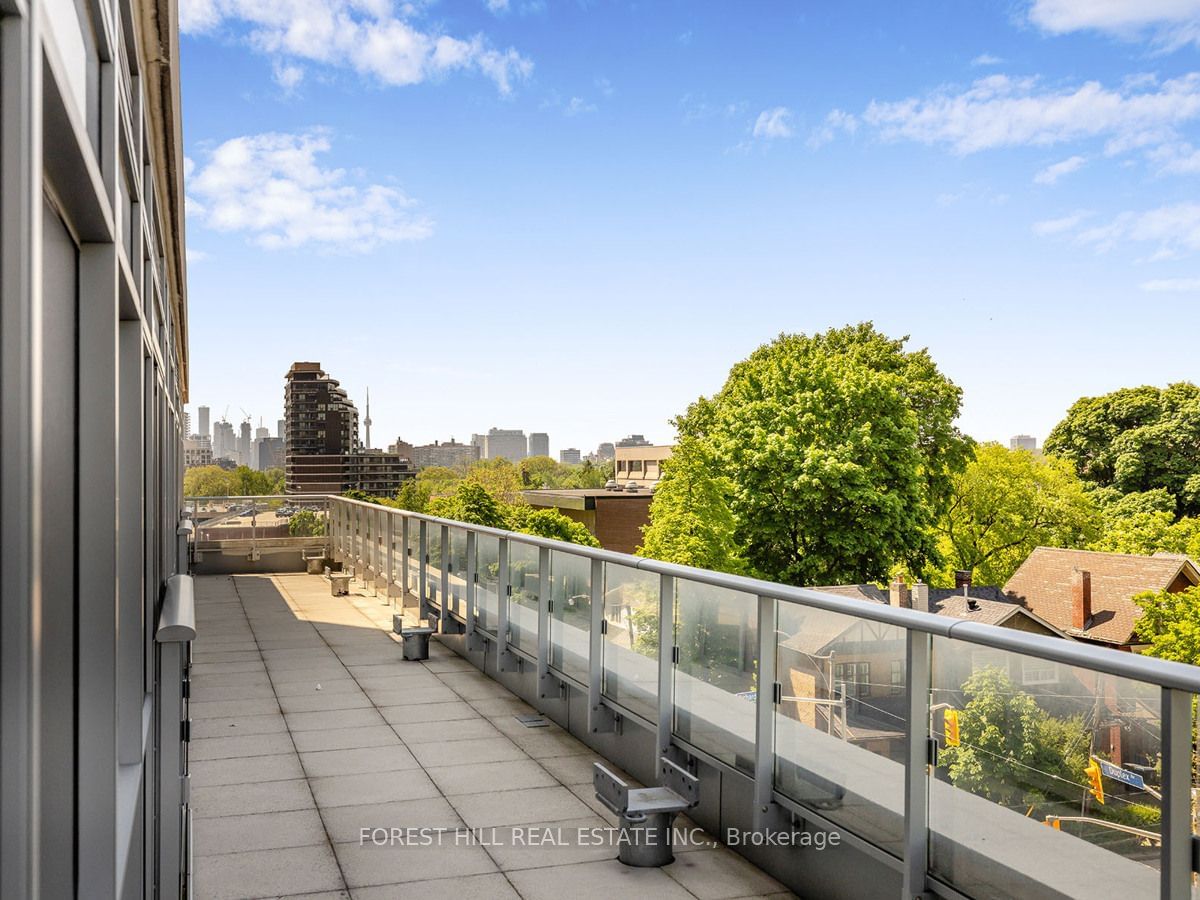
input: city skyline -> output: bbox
[180,2,1200,457]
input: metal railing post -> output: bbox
[537,546,554,701]
[588,558,614,733]
[657,573,675,757]
[903,630,932,899]
[1160,686,1191,900]
[384,511,395,606]
[418,519,428,621]
[498,537,516,671]
[465,530,485,652]
[753,594,776,830]
[401,514,411,601]
[440,524,451,631]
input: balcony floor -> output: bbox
[191,574,797,900]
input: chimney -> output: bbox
[1072,568,1092,630]
[912,580,930,614]
[954,569,972,595]
[889,578,911,609]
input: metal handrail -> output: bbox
[323,493,1196,897]
[328,495,1200,693]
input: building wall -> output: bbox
[614,444,673,484]
[593,496,653,554]
[0,0,191,895]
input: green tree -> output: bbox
[288,509,325,537]
[427,482,509,529]
[184,465,236,497]
[1089,488,1200,557]
[507,505,600,547]
[415,466,464,497]
[639,442,743,573]
[392,479,431,513]
[465,458,524,503]
[1133,584,1200,665]
[934,444,1099,586]
[940,667,1088,808]
[1046,383,1200,516]
[664,324,965,584]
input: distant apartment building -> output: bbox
[481,427,528,461]
[255,436,284,471]
[198,405,211,437]
[529,432,550,458]
[182,411,191,438]
[213,420,236,461]
[616,434,652,448]
[393,438,481,470]
[615,444,673,485]
[596,442,615,460]
[277,418,286,439]
[184,435,214,468]
[284,362,413,493]
[1010,434,1038,452]
[560,448,582,464]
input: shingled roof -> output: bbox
[1002,548,1200,646]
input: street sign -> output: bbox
[1096,758,1146,790]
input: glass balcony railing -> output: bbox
[325,495,1200,900]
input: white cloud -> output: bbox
[564,96,596,117]
[1036,202,1200,257]
[807,109,857,148]
[859,72,1200,155]
[1032,210,1092,234]
[1141,276,1200,290]
[186,130,432,251]
[186,248,209,264]
[179,0,533,95]
[753,106,794,140]
[1148,140,1200,172]
[272,61,304,91]
[971,53,1004,66]
[1034,154,1087,184]
[1028,0,1200,47]
[594,76,613,98]
[485,0,509,12]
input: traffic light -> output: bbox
[944,709,960,747]
[1085,758,1105,805]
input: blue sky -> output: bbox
[181,0,1200,456]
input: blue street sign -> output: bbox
[1096,758,1146,790]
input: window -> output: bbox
[834,661,870,699]
[890,659,904,695]
[1021,657,1057,685]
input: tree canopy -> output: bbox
[1046,382,1200,516]
[184,465,284,497]
[939,667,1088,809]
[1133,584,1200,665]
[638,442,743,573]
[934,443,1099,586]
[648,324,968,584]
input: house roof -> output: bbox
[809,584,1064,633]
[780,584,1065,657]
[1002,547,1200,646]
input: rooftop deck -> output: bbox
[190,573,795,900]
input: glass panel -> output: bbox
[390,515,401,587]
[406,519,419,595]
[507,541,540,652]
[549,551,591,682]
[447,527,468,618]
[930,637,1162,899]
[476,534,500,633]
[425,526,443,611]
[601,564,660,721]
[673,581,757,772]
[774,604,907,856]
